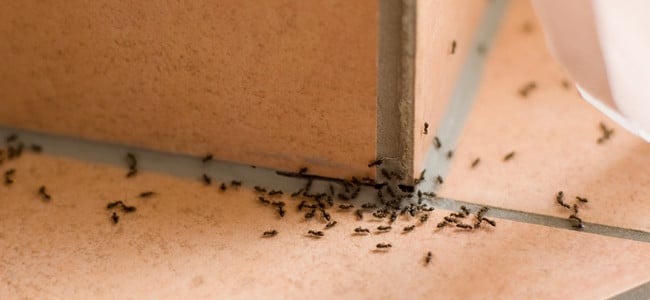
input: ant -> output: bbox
[325,221,337,229]
[456,223,473,230]
[139,191,156,198]
[202,174,212,185]
[321,209,331,221]
[481,217,496,227]
[556,191,571,209]
[425,252,432,265]
[307,230,324,237]
[291,189,304,197]
[450,40,457,54]
[258,197,270,205]
[434,137,442,149]
[368,159,383,168]
[403,225,415,232]
[111,212,119,224]
[376,243,392,249]
[202,154,213,163]
[354,227,370,234]
[503,151,516,162]
[263,230,278,237]
[38,186,51,201]
[305,209,316,219]
[30,144,43,153]
[471,158,481,168]
[424,122,429,134]
[377,225,392,232]
[420,214,429,223]
[268,190,283,196]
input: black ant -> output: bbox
[30,144,43,153]
[307,230,324,237]
[403,225,415,232]
[291,189,304,198]
[325,221,337,229]
[450,40,457,54]
[111,212,119,224]
[354,227,370,234]
[556,191,571,209]
[368,159,383,168]
[202,174,212,185]
[425,252,432,265]
[420,214,429,223]
[339,204,354,209]
[262,230,277,237]
[503,151,516,162]
[377,225,391,232]
[424,122,429,134]
[268,190,283,196]
[258,197,270,205]
[434,137,441,149]
[38,186,51,201]
[376,243,392,249]
[321,209,331,221]
[456,223,473,230]
[202,154,213,163]
[481,217,496,227]
[138,191,156,198]
[5,133,18,143]
[518,81,537,97]
[471,158,480,168]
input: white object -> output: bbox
[532,0,650,142]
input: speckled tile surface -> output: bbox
[2,0,650,299]
[438,0,650,232]
[1,153,650,299]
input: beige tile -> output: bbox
[1,154,649,299]
[439,0,650,232]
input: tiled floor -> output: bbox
[2,0,650,299]
[438,0,650,233]
[1,153,650,299]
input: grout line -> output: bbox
[1,125,649,244]
[608,280,650,300]
[422,0,510,179]
[432,197,650,243]
[377,0,407,177]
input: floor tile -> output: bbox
[2,154,650,299]
[438,0,650,232]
